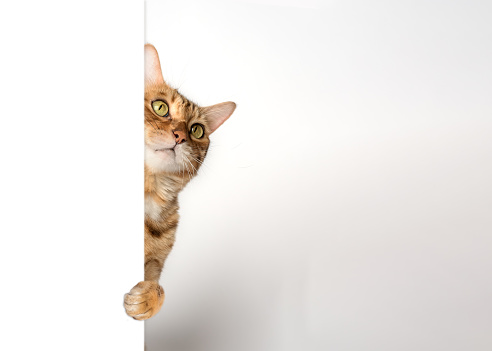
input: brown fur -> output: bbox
[124,44,235,320]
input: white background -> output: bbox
[1,1,491,351]
[0,1,143,350]
[146,1,492,351]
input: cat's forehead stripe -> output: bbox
[170,89,178,104]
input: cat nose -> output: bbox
[173,130,186,144]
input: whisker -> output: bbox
[145,119,161,135]
[182,154,198,179]
[183,155,197,176]
[182,157,192,180]
[188,154,211,177]
[188,158,198,175]
[145,120,158,132]
[151,119,161,134]
[187,154,205,166]
[179,163,184,188]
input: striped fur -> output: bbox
[124,44,236,321]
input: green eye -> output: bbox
[152,100,169,117]
[190,124,204,139]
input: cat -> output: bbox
[124,44,236,320]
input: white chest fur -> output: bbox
[145,195,162,221]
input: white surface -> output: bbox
[146,1,492,350]
[0,1,144,350]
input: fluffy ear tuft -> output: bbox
[201,102,236,134]
[145,44,164,86]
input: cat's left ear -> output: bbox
[145,44,165,86]
[201,102,236,134]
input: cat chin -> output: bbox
[145,146,181,174]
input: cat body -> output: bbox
[124,44,235,320]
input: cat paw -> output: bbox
[124,281,165,320]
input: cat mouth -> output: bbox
[155,148,175,154]
[154,142,177,153]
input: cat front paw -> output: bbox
[124,281,165,320]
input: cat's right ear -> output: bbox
[145,44,165,86]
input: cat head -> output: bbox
[144,44,235,176]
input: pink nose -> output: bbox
[173,130,186,144]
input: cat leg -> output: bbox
[124,259,165,320]
[124,215,176,320]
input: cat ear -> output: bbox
[145,44,165,86]
[201,102,236,134]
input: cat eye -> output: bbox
[190,124,204,139]
[152,100,169,117]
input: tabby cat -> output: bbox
[124,44,236,320]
